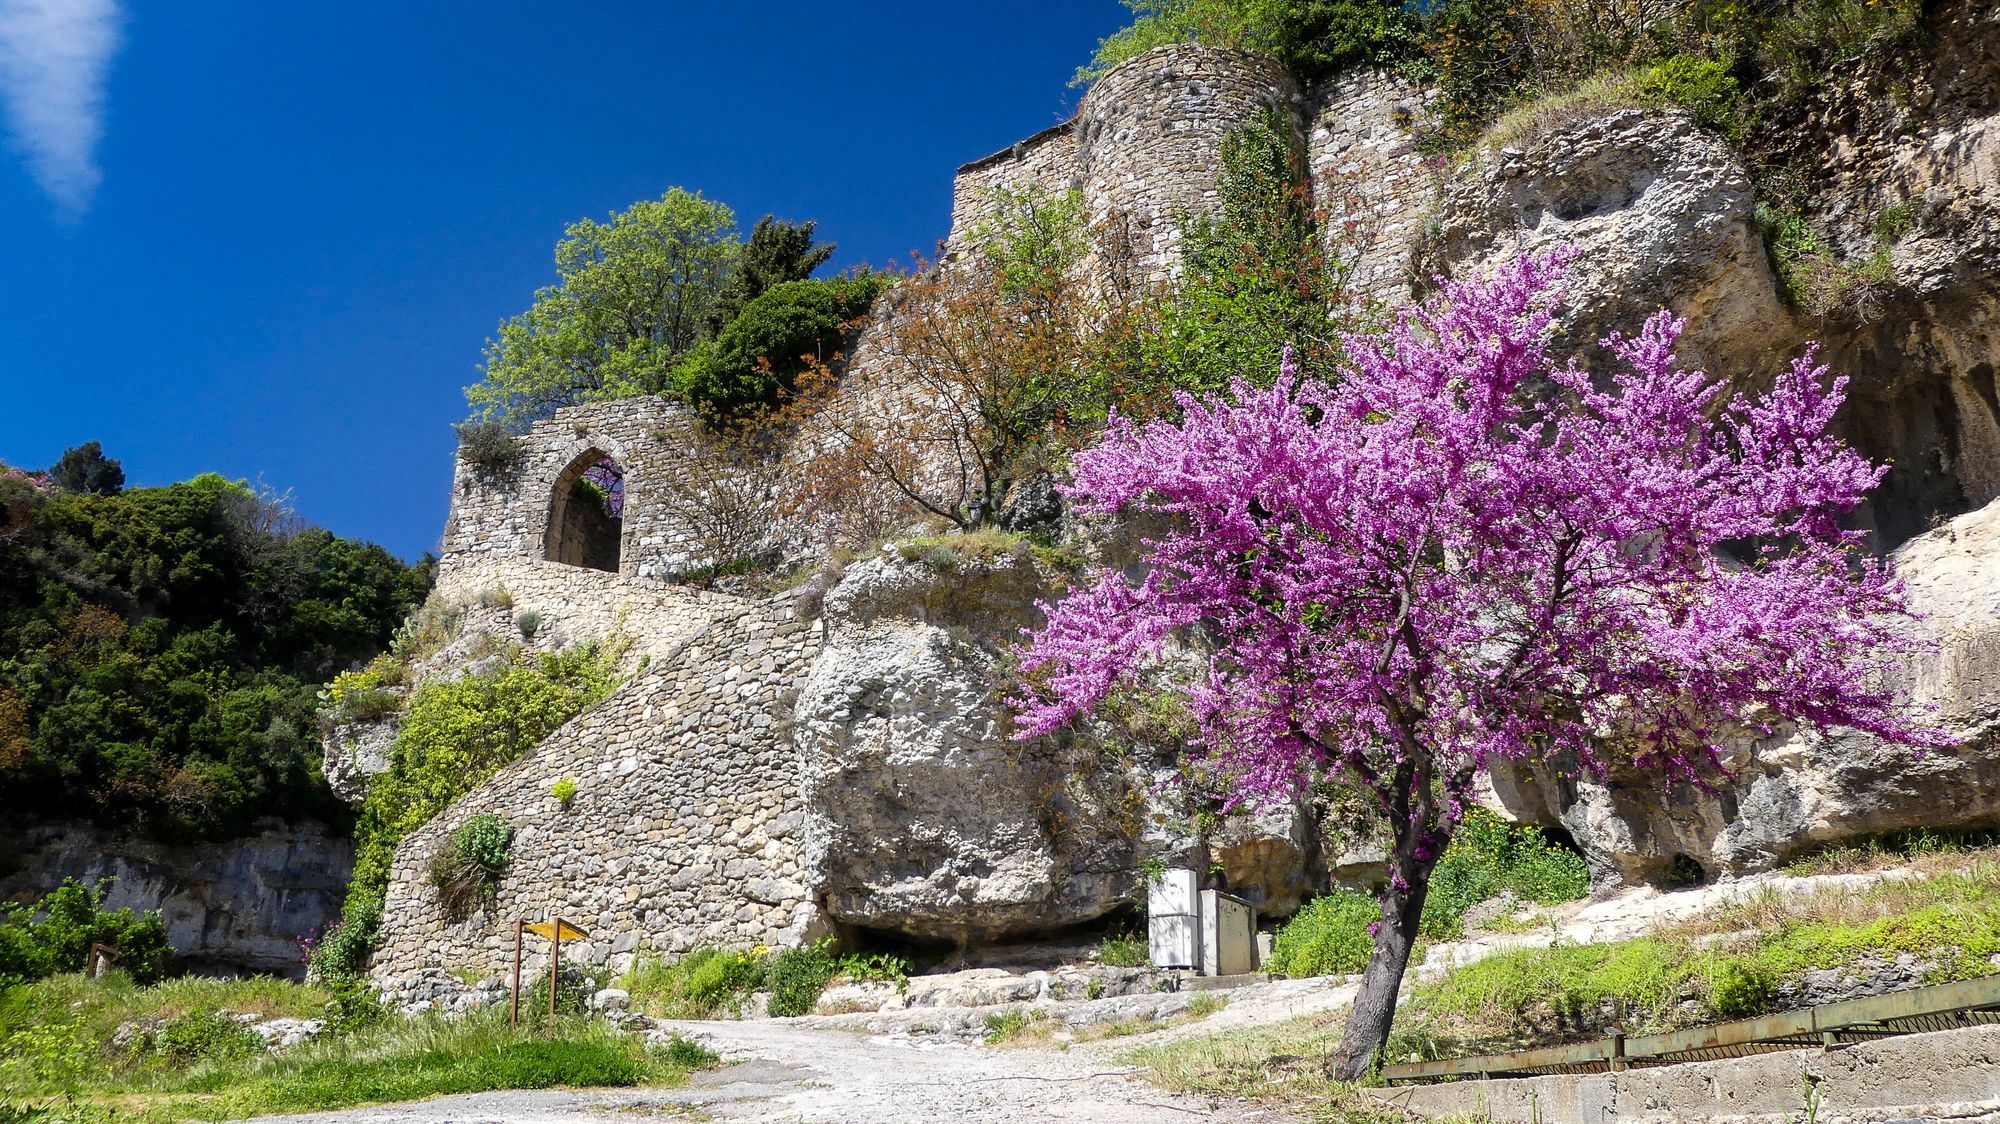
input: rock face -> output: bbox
[1490,496,2000,886]
[796,549,1154,943]
[1431,108,1792,381]
[0,820,352,976]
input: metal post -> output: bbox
[549,916,562,1033]
[510,919,523,1029]
[1610,1033,1627,1073]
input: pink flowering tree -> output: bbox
[1011,250,1940,1078]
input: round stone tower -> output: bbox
[1078,43,1303,283]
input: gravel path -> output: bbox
[242,1017,1295,1123]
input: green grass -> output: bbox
[620,947,768,1019]
[1391,860,2000,1059]
[0,973,714,1123]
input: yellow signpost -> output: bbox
[511,916,590,1030]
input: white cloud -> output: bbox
[0,0,122,219]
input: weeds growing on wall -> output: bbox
[427,814,514,919]
[311,646,619,978]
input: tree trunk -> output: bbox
[1329,820,1441,1081]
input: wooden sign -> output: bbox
[523,920,588,942]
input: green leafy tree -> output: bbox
[1074,0,1416,87]
[47,441,124,496]
[467,189,742,425]
[704,216,836,335]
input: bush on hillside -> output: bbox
[764,939,839,1018]
[1267,892,1378,978]
[673,275,885,418]
[0,881,173,990]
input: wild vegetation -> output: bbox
[464,192,864,428]
[618,940,913,1021]
[0,453,429,841]
[0,970,714,1124]
[311,644,621,978]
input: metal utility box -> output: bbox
[1147,867,1200,970]
[1200,889,1256,976]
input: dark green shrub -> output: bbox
[320,973,387,1035]
[453,421,524,475]
[1271,0,1422,82]
[1268,892,1378,978]
[307,891,381,980]
[673,275,885,418]
[1420,808,1590,940]
[764,939,838,1018]
[524,964,601,1020]
[0,880,173,989]
[428,814,513,918]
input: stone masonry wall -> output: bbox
[434,553,735,667]
[947,122,1079,254]
[1078,44,1302,283]
[1304,67,1440,305]
[442,396,717,585]
[369,593,825,982]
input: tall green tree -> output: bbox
[466,189,742,425]
[704,216,835,335]
[48,441,124,496]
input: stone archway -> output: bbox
[545,450,624,573]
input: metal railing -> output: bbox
[1382,973,2000,1085]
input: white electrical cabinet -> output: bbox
[1146,868,1200,970]
[1200,889,1256,976]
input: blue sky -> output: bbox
[0,1,1128,560]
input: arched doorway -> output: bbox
[546,450,624,573]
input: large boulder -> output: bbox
[1489,496,2000,886]
[795,547,1158,943]
[1430,108,1793,380]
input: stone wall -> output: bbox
[433,553,736,667]
[947,122,1079,254]
[0,820,351,977]
[441,397,718,586]
[369,593,826,982]
[1078,44,1301,284]
[1303,67,1439,304]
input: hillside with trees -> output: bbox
[0,448,431,841]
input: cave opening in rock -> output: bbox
[545,450,624,573]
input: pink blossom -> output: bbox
[1014,245,1942,817]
